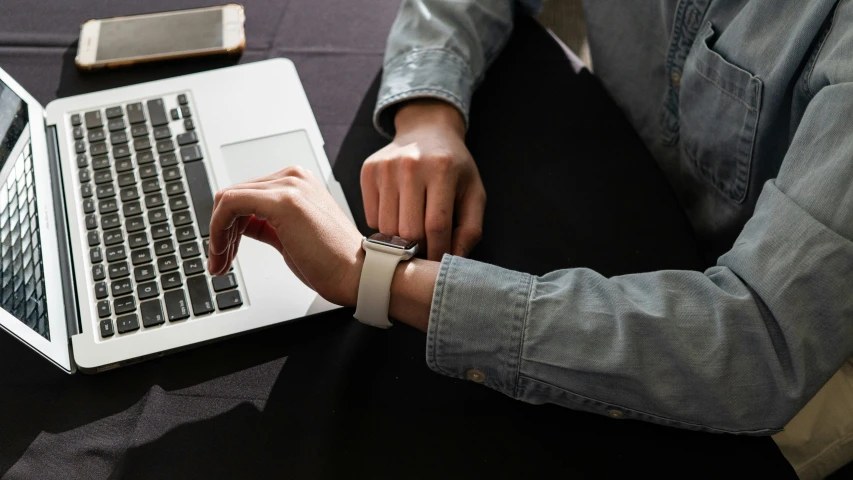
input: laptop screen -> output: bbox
[0,80,50,340]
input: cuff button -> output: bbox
[607,409,625,419]
[466,369,485,383]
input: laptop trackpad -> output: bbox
[220,130,323,187]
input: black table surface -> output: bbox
[0,2,798,478]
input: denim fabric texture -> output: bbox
[378,0,853,434]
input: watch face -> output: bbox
[367,233,417,250]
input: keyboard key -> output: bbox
[163,166,182,182]
[127,102,146,124]
[117,172,136,188]
[170,108,182,121]
[91,155,110,170]
[128,232,148,249]
[113,145,131,159]
[211,273,237,292]
[185,162,214,237]
[92,264,106,281]
[164,289,190,321]
[187,275,214,315]
[75,140,86,154]
[106,245,127,262]
[148,208,168,224]
[111,278,132,297]
[161,272,182,290]
[96,184,115,199]
[158,255,179,272]
[180,241,200,259]
[180,145,203,163]
[100,319,115,338]
[71,113,82,126]
[115,158,134,173]
[145,193,165,209]
[134,137,151,151]
[109,261,130,280]
[137,281,159,300]
[97,299,111,318]
[173,211,193,226]
[116,313,139,334]
[154,239,175,256]
[94,170,112,185]
[183,257,204,275]
[146,99,168,127]
[131,247,153,266]
[81,184,93,198]
[108,118,126,132]
[120,187,140,202]
[177,131,198,146]
[169,195,189,211]
[183,118,194,131]
[151,224,171,240]
[105,106,123,119]
[87,129,106,143]
[140,299,165,328]
[180,106,191,118]
[85,214,98,230]
[110,131,128,145]
[137,151,155,165]
[159,153,178,167]
[103,229,123,246]
[76,154,88,167]
[101,213,120,230]
[126,202,142,219]
[90,142,108,156]
[131,124,148,137]
[94,281,108,299]
[73,126,84,140]
[115,297,136,315]
[176,226,195,243]
[156,139,175,154]
[216,290,242,310]
[140,165,158,179]
[177,94,188,105]
[98,199,118,214]
[83,198,95,214]
[126,216,146,233]
[165,181,185,196]
[90,247,103,263]
[142,178,161,194]
[135,265,156,282]
[79,169,91,183]
[84,110,103,129]
[203,238,209,257]
[153,126,172,141]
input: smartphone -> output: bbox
[75,4,245,70]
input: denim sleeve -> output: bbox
[373,0,544,137]
[427,14,853,435]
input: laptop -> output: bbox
[0,58,353,373]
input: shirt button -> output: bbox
[466,369,485,383]
[607,409,625,419]
[671,71,682,87]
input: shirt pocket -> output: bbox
[679,21,763,203]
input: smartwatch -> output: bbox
[354,233,418,328]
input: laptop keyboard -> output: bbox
[0,142,50,339]
[71,93,243,340]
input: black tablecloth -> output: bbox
[0,2,798,478]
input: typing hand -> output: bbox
[362,99,486,260]
[207,166,364,307]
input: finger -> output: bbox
[377,171,399,235]
[208,188,281,274]
[242,216,283,251]
[425,179,455,261]
[361,164,380,229]
[451,188,486,257]
[213,166,311,212]
[398,178,426,242]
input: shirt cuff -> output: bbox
[373,48,475,138]
[427,255,533,398]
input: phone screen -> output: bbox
[96,9,224,62]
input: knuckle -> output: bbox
[283,165,310,179]
[425,218,450,236]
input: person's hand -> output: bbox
[207,166,365,307]
[361,99,486,260]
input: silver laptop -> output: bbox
[0,59,353,373]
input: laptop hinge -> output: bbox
[45,124,82,338]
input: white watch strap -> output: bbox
[353,248,404,328]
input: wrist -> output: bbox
[394,99,465,140]
[388,258,440,332]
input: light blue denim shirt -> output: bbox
[374,0,853,434]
